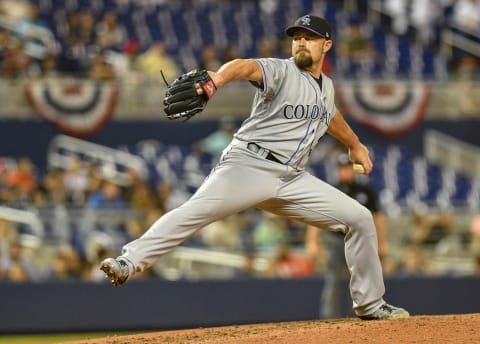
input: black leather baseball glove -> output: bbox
[163,69,217,121]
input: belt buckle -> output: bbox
[250,143,268,158]
[258,147,269,159]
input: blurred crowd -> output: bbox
[0,1,290,81]
[0,1,479,81]
[1,142,480,284]
[0,149,314,283]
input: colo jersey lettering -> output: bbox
[235,58,336,170]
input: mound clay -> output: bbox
[63,313,480,344]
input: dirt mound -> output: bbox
[61,313,480,344]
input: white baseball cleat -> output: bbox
[100,257,130,287]
[358,303,410,320]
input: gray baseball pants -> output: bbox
[121,140,386,316]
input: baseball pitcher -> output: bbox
[101,14,409,321]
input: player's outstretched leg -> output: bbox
[100,148,281,286]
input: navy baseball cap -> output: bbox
[285,14,332,40]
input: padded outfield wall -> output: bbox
[1,276,479,334]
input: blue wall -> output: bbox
[1,276,479,334]
[1,118,480,170]
[0,119,220,169]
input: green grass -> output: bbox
[0,332,141,344]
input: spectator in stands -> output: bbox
[135,41,179,82]
[47,244,84,281]
[182,141,214,193]
[201,214,244,251]
[29,183,72,246]
[95,11,127,52]
[199,45,222,72]
[87,179,125,210]
[452,0,480,32]
[448,2,480,73]
[42,169,67,205]
[378,255,399,276]
[395,244,434,276]
[123,173,164,240]
[410,0,441,44]
[268,242,314,278]
[1,241,38,282]
[384,0,409,36]
[40,54,59,78]
[155,180,190,212]
[256,37,279,58]
[76,10,98,54]
[234,253,258,278]
[0,159,14,204]
[64,11,82,46]
[338,19,375,77]
[14,3,55,66]
[474,257,480,274]
[79,179,129,254]
[84,241,115,282]
[63,157,89,206]
[253,212,291,251]
[0,218,16,258]
[6,157,37,194]
[125,178,157,215]
[0,38,36,78]
[84,164,103,200]
[3,261,29,282]
[127,207,164,241]
[200,117,236,158]
[88,50,117,80]
[279,36,293,59]
[453,54,480,81]
[60,10,97,76]
[409,210,454,247]
[222,44,239,63]
[56,11,82,74]
[0,29,17,73]
[106,38,141,78]
[469,214,480,273]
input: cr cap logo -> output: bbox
[301,16,311,26]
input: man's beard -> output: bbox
[294,51,313,69]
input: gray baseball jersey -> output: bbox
[119,57,386,317]
[235,58,336,170]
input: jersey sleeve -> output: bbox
[253,58,287,99]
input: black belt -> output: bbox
[246,142,282,164]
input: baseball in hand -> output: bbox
[352,163,366,174]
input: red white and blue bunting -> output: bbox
[336,82,431,137]
[25,79,119,137]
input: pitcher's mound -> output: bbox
[63,313,480,344]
